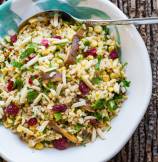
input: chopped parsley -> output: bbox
[76,55,84,63]
[103,26,110,35]
[27,90,38,103]
[54,112,62,121]
[83,40,90,46]
[93,112,103,120]
[91,77,102,84]
[47,81,55,89]
[122,80,131,88]
[12,60,23,68]
[20,43,37,59]
[113,93,123,100]
[106,100,117,112]
[92,99,106,110]
[14,79,23,90]
[74,123,83,133]
[95,55,102,70]
[122,62,128,69]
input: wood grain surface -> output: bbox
[0,0,158,162]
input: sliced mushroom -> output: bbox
[41,72,62,82]
[65,35,80,65]
[52,73,62,82]
[82,104,95,112]
[65,28,85,65]
[49,120,80,144]
[76,28,85,38]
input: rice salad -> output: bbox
[0,13,130,150]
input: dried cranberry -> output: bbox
[10,34,17,43]
[109,51,118,59]
[85,48,97,57]
[28,75,39,85]
[52,137,69,150]
[79,81,90,95]
[90,119,99,127]
[52,104,67,112]
[53,36,62,39]
[27,117,37,126]
[5,104,19,116]
[34,74,39,79]
[41,39,49,48]
[28,77,33,85]
[6,80,14,92]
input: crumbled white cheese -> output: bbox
[38,66,58,73]
[20,86,28,104]
[33,79,40,86]
[96,128,105,139]
[56,84,63,96]
[114,83,120,94]
[32,94,42,106]
[5,96,14,107]
[71,100,86,108]
[0,107,4,119]
[62,70,66,86]
[37,121,49,132]
[0,101,5,107]
[42,93,50,102]
[23,56,39,68]
[91,128,97,142]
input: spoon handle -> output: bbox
[82,17,158,25]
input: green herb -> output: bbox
[93,112,102,120]
[103,115,110,121]
[103,26,110,35]
[76,55,83,63]
[28,43,38,49]
[41,86,49,94]
[0,96,2,100]
[27,90,38,103]
[74,123,83,132]
[83,40,90,46]
[20,44,36,59]
[122,80,131,88]
[106,126,111,132]
[12,61,23,68]
[113,93,123,100]
[95,55,102,70]
[14,79,23,90]
[107,100,117,112]
[91,77,102,84]
[47,81,55,89]
[56,43,67,48]
[122,62,128,69]
[54,112,62,121]
[0,119,2,125]
[92,99,106,110]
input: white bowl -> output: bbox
[0,0,152,162]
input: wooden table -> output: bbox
[0,0,158,162]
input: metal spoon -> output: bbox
[18,10,158,31]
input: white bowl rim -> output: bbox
[0,0,152,162]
